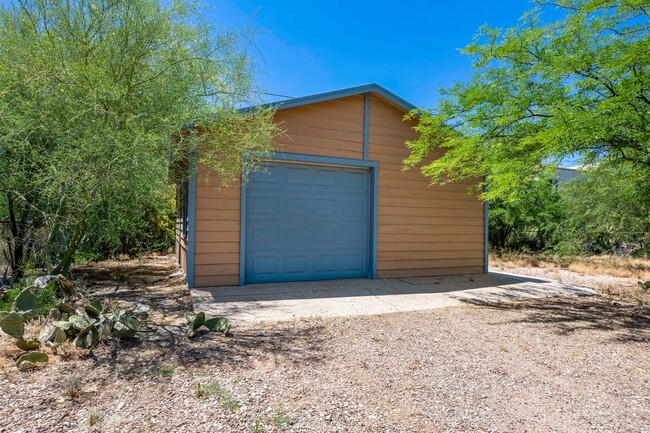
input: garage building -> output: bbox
[176,84,487,288]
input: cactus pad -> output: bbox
[0,312,24,338]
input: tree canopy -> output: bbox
[0,0,279,275]
[404,0,649,201]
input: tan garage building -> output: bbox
[176,84,487,288]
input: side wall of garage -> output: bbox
[190,93,484,287]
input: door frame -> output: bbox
[239,152,379,286]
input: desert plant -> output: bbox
[271,410,297,432]
[64,375,83,401]
[0,275,149,368]
[184,312,230,338]
[150,364,176,378]
[86,407,103,427]
[195,380,239,410]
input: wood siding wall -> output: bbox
[189,93,484,287]
[368,95,485,278]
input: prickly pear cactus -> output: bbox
[15,351,48,368]
[186,312,206,338]
[0,312,24,339]
[186,312,230,338]
[69,314,94,331]
[74,327,100,349]
[16,338,41,351]
[12,287,36,313]
[204,317,230,334]
[84,299,105,317]
[57,301,76,314]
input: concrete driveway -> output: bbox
[190,271,596,324]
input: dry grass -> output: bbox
[491,253,650,303]
[491,253,650,280]
[63,374,83,401]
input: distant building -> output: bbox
[555,166,582,182]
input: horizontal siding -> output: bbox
[378,266,485,279]
[273,95,364,159]
[192,171,241,287]
[194,275,239,287]
[379,221,484,232]
[369,94,485,276]
[379,239,483,250]
[378,257,484,270]
[378,250,484,261]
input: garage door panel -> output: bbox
[343,170,367,188]
[313,255,338,272]
[245,162,371,283]
[285,256,308,274]
[284,194,310,215]
[342,198,368,218]
[342,254,366,272]
[314,167,339,187]
[250,227,279,244]
[285,165,310,184]
[250,256,278,275]
[249,193,279,216]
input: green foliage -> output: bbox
[405,0,649,202]
[195,380,240,410]
[489,176,564,251]
[489,168,650,256]
[1,280,64,322]
[558,168,650,255]
[271,411,297,431]
[0,286,21,312]
[0,0,280,276]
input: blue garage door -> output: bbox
[245,162,370,283]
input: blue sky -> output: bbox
[209,1,545,107]
[209,1,579,167]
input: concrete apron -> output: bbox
[189,272,596,324]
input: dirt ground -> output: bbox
[1,255,649,433]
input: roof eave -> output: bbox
[240,83,417,114]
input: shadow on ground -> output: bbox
[465,296,650,343]
[71,255,328,380]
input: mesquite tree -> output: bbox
[0,0,278,276]
[405,0,649,201]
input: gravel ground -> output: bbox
[1,256,649,433]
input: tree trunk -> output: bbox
[6,192,24,277]
[45,195,67,269]
[51,223,82,276]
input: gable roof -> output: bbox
[246,83,417,113]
